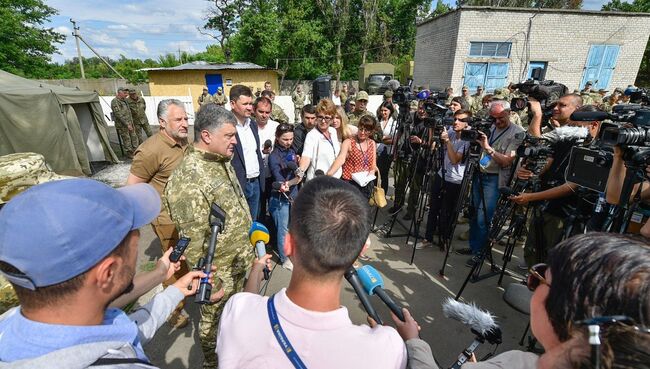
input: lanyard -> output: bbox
[267,294,308,369]
[319,129,335,152]
[489,125,511,146]
[357,139,370,168]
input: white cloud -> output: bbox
[168,41,199,54]
[87,31,119,46]
[107,24,129,30]
[132,40,149,54]
[54,26,72,35]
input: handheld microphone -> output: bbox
[314,169,325,176]
[264,139,272,150]
[287,161,298,171]
[357,265,405,322]
[248,222,271,280]
[386,79,401,92]
[344,267,383,325]
[442,298,501,344]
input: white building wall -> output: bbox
[415,7,650,93]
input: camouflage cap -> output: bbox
[203,87,209,91]
[477,85,484,90]
[613,87,624,94]
[410,100,419,109]
[218,86,223,91]
[117,87,128,92]
[0,152,71,204]
[356,91,369,101]
[585,81,593,86]
[462,85,469,91]
[128,89,136,94]
[384,90,393,98]
[598,88,608,93]
[493,88,506,99]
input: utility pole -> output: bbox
[70,19,85,79]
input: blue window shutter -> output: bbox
[464,63,487,89]
[486,63,509,90]
[581,45,619,90]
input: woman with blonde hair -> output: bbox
[332,106,357,142]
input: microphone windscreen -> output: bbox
[386,79,401,91]
[272,182,283,190]
[248,222,270,246]
[264,139,272,149]
[314,169,325,176]
[570,111,609,122]
[442,297,497,335]
[287,162,298,170]
[357,265,384,295]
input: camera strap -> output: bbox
[489,126,511,146]
[267,294,308,369]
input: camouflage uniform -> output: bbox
[111,96,139,156]
[164,146,254,369]
[198,92,213,107]
[271,102,289,125]
[0,152,70,314]
[126,95,152,142]
[580,91,594,106]
[291,90,306,124]
[213,92,228,107]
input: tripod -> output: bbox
[440,143,489,277]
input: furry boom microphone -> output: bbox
[442,298,501,342]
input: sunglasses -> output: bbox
[527,263,550,291]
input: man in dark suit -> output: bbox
[229,85,265,220]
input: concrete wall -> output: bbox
[38,78,149,96]
[415,7,650,92]
[148,69,279,111]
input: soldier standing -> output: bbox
[127,89,152,142]
[291,85,306,124]
[461,86,474,110]
[340,83,348,104]
[198,87,213,107]
[213,86,228,107]
[111,87,139,158]
[261,90,289,125]
[471,85,484,114]
[165,104,254,369]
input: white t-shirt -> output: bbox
[217,288,407,369]
[302,127,342,180]
[257,119,280,178]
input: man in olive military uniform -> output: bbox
[602,87,623,112]
[198,87,213,107]
[461,86,474,110]
[261,89,289,124]
[291,85,306,124]
[111,87,140,158]
[165,104,254,369]
[127,89,152,142]
[580,90,594,106]
[0,152,69,314]
[445,87,454,106]
[213,86,228,107]
[471,85,484,114]
[348,91,381,143]
[582,81,593,93]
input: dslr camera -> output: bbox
[460,117,494,142]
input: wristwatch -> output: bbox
[486,148,495,156]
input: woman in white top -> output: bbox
[376,101,397,195]
[298,98,341,181]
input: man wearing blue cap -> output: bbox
[0,179,210,367]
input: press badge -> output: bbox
[480,154,492,167]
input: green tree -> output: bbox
[602,0,650,86]
[0,0,65,77]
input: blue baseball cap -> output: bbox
[0,178,160,290]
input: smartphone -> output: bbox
[169,237,190,262]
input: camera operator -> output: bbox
[390,101,433,220]
[527,94,582,137]
[464,100,524,261]
[422,109,471,248]
[510,104,601,268]
[605,141,650,238]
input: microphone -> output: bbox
[542,126,589,145]
[570,111,610,122]
[357,265,405,322]
[248,222,271,280]
[264,139,272,150]
[287,161,298,171]
[314,169,325,176]
[442,298,501,344]
[386,79,401,92]
[344,267,383,324]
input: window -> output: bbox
[464,62,510,92]
[527,61,547,80]
[469,42,512,58]
[580,45,620,90]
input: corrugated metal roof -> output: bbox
[139,61,276,72]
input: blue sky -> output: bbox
[45,0,617,64]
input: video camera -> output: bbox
[509,80,568,122]
[460,117,494,142]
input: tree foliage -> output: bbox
[601,0,650,86]
[0,0,65,77]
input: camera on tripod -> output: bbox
[460,117,494,142]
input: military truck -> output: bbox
[358,63,395,95]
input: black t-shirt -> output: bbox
[291,123,309,155]
[542,139,578,218]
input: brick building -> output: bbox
[414,6,650,93]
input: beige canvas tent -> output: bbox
[0,70,118,176]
